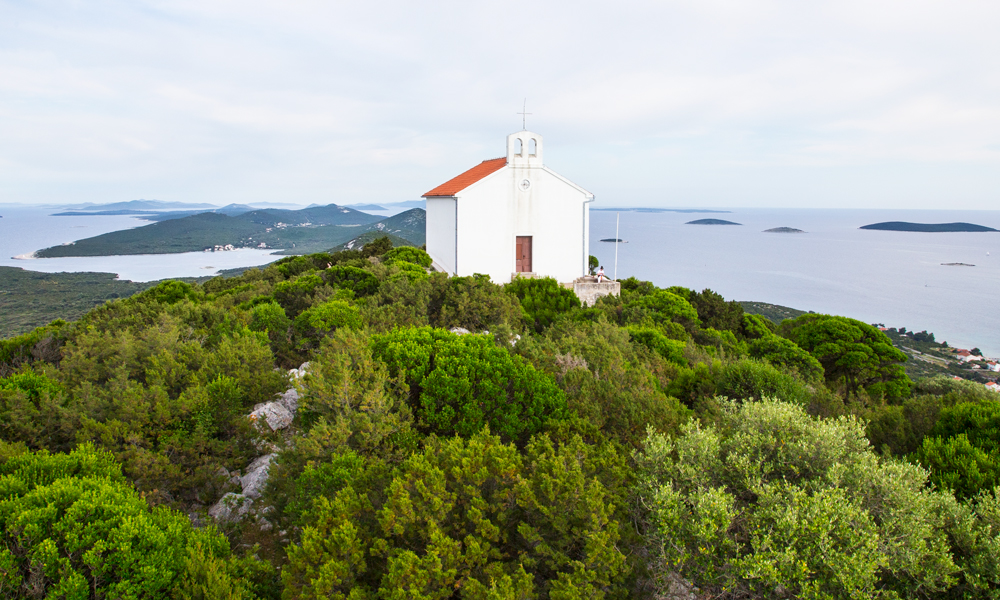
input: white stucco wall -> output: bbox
[426,131,593,284]
[425,197,457,273]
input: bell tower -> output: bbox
[506,131,543,167]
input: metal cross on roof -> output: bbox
[517,99,532,130]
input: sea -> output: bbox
[590,208,1000,357]
[1,204,998,356]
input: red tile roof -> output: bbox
[423,157,507,197]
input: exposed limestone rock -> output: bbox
[209,493,254,522]
[450,327,471,335]
[240,453,276,499]
[659,572,698,600]
[288,362,310,380]
[249,401,293,431]
[277,387,299,414]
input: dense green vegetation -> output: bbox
[0,267,153,338]
[35,206,425,257]
[739,300,808,324]
[2,238,1000,598]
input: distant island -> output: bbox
[30,205,426,258]
[138,204,257,222]
[860,222,998,233]
[686,219,742,226]
[594,208,731,214]
[599,238,626,243]
[763,227,805,233]
[942,263,975,267]
[52,210,160,216]
[57,199,218,211]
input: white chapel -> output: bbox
[423,130,595,285]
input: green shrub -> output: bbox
[51,321,286,502]
[626,326,687,365]
[383,259,429,283]
[915,376,995,403]
[273,255,316,279]
[931,399,1000,449]
[273,274,327,316]
[689,288,744,332]
[505,276,581,332]
[295,299,362,334]
[357,273,432,332]
[693,327,746,356]
[248,301,291,334]
[360,235,393,257]
[637,400,959,600]
[141,280,202,305]
[323,265,379,297]
[716,358,810,404]
[0,370,68,450]
[667,360,723,407]
[0,370,62,400]
[917,434,999,501]
[618,277,656,297]
[282,431,629,600]
[0,321,67,376]
[516,319,688,448]
[910,400,1000,500]
[382,246,431,268]
[862,393,943,456]
[627,290,699,331]
[428,273,525,333]
[191,374,245,436]
[371,327,566,442]
[0,445,262,599]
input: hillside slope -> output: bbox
[35,204,398,257]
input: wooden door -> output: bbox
[515,236,532,272]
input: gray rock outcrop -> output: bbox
[249,401,293,431]
[277,387,299,414]
[240,453,276,499]
[209,492,254,522]
[288,362,310,380]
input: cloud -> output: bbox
[0,0,998,208]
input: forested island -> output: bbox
[763,226,805,233]
[2,238,1000,599]
[860,221,999,232]
[686,218,742,225]
[32,205,425,258]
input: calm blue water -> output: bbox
[2,205,998,356]
[590,209,1000,357]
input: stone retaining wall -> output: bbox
[572,279,621,306]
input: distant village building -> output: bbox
[986,382,1000,393]
[423,130,617,304]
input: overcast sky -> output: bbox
[2,0,999,209]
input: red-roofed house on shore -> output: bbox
[423,130,596,286]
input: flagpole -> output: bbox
[614,212,619,281]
